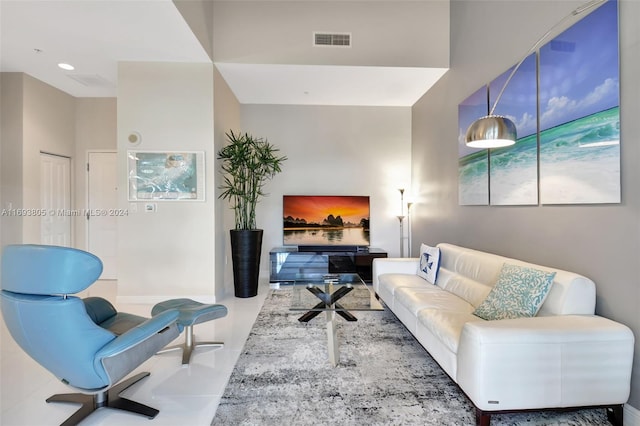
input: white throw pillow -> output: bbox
[417,243,441,284]
[473,263,556,321]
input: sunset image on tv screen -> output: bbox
[283,195,370,246]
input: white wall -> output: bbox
[213,66,241,298]
[412,0,640,412]
[117,62,216,303]
[173,0,214,61]
[74,98,117,251]
[0,73,24,248]
[238,104,412,281]
[0,73,76,246]
[212,1,449,68]
[22,75,76,244]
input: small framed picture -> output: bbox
[127,151,205,201]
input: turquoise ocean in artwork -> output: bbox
[459,106,620,205]
[540,106,620,204]
[540,107,620,161]
[489,132,538,205]
[458,150,488,205]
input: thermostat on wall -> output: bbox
[128,131,142,146]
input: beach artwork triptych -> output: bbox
[458,0,620,206]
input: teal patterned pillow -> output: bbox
[473,263,556,321]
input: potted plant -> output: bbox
[217,130,287,298]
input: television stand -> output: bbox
[269,247,387,283]
[298,245,359,253]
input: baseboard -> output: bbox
[117,295,216,305]
[626,404,640,426]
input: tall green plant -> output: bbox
[217,130,287,230]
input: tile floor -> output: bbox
[0,280,269,426]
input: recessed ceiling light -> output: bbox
[58,63,75,71]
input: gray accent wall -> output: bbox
[411,0,640,410]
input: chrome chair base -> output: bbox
[46,372,157,426]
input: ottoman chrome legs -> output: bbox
[156,324,224,365]
[151,299,228,365]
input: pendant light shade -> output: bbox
[465,115,517,149]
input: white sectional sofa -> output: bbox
[372,243,634,426]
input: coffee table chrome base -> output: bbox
[298,284,355,367]
[326,310,339,367]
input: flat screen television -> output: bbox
[283,195,370,249]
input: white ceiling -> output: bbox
[0,0,211,98]
[0,0,448,106]
[215,63,448,107]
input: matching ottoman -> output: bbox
[151,298,228,365]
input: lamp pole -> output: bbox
[397,216,405,258]
[398,189,405,257]
[407,202,413,257]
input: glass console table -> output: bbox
[270,247,388,283]
[290,273,383,367]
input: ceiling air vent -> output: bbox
[314,32,351,47]
[66,74,114,88]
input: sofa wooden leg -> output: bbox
[606,404,623,426]
[475,408,491,426]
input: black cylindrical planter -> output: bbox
[230,229,263,298]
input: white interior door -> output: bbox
[88,151,118,279]
[40,153,72,246]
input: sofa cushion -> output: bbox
[473,263,556,321]
[438,275,492,308]
[378,273,429,297]
[377,273,429,309]
[417,243,440,284]
[395,286,474,316]
[438,244,504,289]
[417,308,482,354]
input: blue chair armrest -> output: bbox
[95,309,179,359]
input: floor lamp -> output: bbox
[407,202,413,257]
[397,215,405,257]
[398,188,405,258]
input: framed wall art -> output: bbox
[489,53,539,206]
[457,0,619,206]
[538,0,620,204]
[458,86,489,206]
[127,151,205,201]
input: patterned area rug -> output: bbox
[212,290,608,425]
